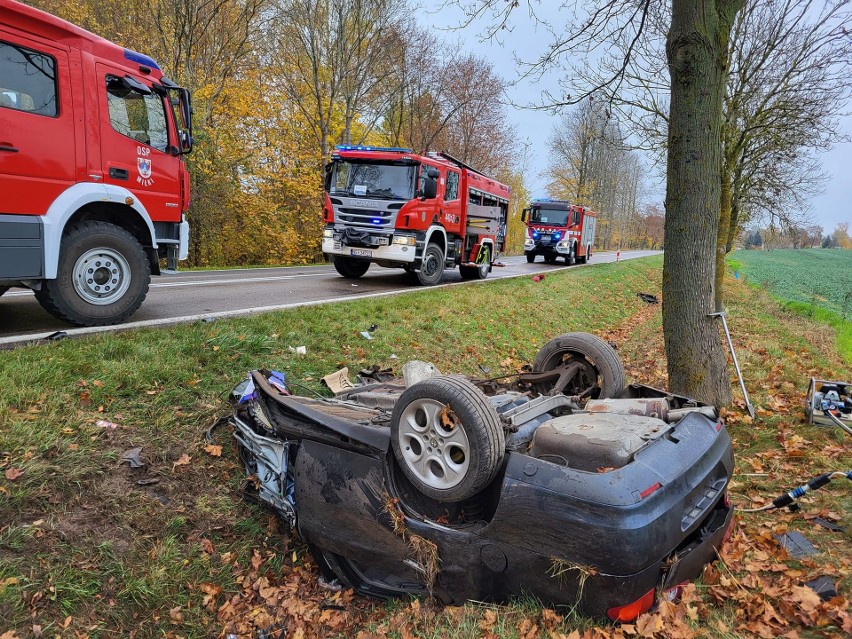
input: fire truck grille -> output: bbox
[337,208,394,229]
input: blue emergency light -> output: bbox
[335,145,414,153]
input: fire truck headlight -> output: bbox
[393,235,416,246]
[323,228,334,238]
[557,241,568,249]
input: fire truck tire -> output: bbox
[416,244,445,286]
[567,247,576,265]
[526,252,536,263]
[391,375,505,503]
[35,221,150,327]
[459,245,490,280]
[333,256,370,278]
[531,332,625,399]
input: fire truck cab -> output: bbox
[0,0,192,326]
[522,199,596,265]
[322,146,510,286]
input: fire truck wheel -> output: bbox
[459,245,490,280]
[417,244,445,286]
[391,375,505,503]
[35,221,150,327]
[333,256,370,278]
[567,247,576,265]
[525,252,536,263]
[531,332,625,399]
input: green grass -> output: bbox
[729,248,852,362]
[1,254,850,638]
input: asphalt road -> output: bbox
[0,250,660,346]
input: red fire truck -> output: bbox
[322,146,510,285]
[522,199,596,265]
[0,0,193,326]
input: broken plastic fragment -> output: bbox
[322,367,355,394]
[96,419,119,429]
[360,331,373,340]
[120,447,144,469]
[268,370,289,394]
[236,375,256,404]
[288,345,307,355]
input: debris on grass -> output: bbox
[120,447,144,468]
[547,557,597,601]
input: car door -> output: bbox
[0,34,76,215]
[96,63,182,222]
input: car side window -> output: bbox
[445,171,460,201]
[105,75,168,152]
[0,41,57,117]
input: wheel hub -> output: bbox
[72,248,132,305]
[397,398,470,490]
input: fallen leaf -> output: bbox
[204,443,222,457]
[173,454,191,467]
[200,538,214,554]
[4,468,23,481]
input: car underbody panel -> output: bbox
[233,350,734,620]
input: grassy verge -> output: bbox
[1,255,850,639]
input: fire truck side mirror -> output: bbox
[423,177,438,200]
[521,208,529,222]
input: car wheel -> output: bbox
[459,245,490,281]
[531,332,625,399]
[526,252,536,263]
[391,376,505,503]
[417,243,445,286]
[35,221,150,326]
[333,256,370,278]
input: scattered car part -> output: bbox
[232,333,734,620]
[774,531,818,559]
[805,377,852,429]
[708,312,755,419]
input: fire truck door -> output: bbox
[442,169,462,234]
[0,35,75,215]
[96,64,182,223]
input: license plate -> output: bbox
[350,249,372,257]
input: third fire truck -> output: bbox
[321,146,510,285]
[522,199,596,265]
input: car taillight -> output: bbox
[722,517,735,545]
[607,588,655,621]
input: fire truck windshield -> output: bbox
[329,161,416,200]
[531,208,570,226]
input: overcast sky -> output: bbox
[424,5,850,234]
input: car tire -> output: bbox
[526,252,536,263]
[35,221,150,326]
[333,256,370,278]
[416,243,445,286]
[531,332,625,399]
[391,376,505,503]
[459,245,490,281]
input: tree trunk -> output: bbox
[663,0,741,407]
[714,164,733,311]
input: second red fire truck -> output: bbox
[322,146,510,285]
[522,199,596,265]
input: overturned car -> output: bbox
[232,333,733,621]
